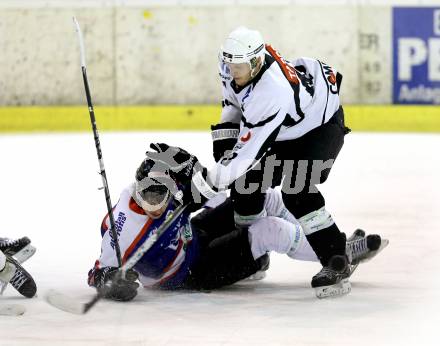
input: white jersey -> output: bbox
[209,44,341,189]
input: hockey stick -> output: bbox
[45,17,189,315]
[72,17,122,268]
[45,203,188,314]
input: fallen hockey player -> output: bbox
[87,157,388,301]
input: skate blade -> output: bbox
[13,244,36,264]
[0,304,26,316]
[315,279,351,299]
[349,264,360,277]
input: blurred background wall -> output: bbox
[0,0,439,106]
[0,0,438,132]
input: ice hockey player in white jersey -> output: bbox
[0,237,37,298]
[146,26,361,296]
[88,157,388,301]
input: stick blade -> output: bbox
[0,304,26,316]
[44,289,86,315]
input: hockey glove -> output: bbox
[146,143,204,185]
[92,267,139,302]
[146,143,219,204]
[211,122,240,162]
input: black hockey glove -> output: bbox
[146,143,219,205]
[211,122,240,162]
[146,143,204,185]
[93,267,139,302]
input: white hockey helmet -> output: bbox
[220,26,266,73]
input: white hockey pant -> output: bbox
[248,216,318,262]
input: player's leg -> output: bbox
[192,197,270,283]
[229,151,285,228]
[248,216,318,261]
[277,107,351,291]
[230,162,268,228]
[191,198,236,242]
[184,227,268,290]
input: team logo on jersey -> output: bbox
[321,61,338,94]
[240,131,251,142]
[110,212,126,250]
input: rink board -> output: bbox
[1,105,439,132]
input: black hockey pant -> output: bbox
[183,199,269,291]
[231,106,351,266]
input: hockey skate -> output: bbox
[0,236,36,264]
[312,255,351,299]
[1,255,37,298]
[346,229,389,276]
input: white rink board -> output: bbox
[0,131,439,345]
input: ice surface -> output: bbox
[0,131,439,345]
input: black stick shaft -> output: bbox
[81,66,122,268]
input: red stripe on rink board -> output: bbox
[122,218,154,264]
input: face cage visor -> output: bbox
[219,51,264,79]
[134,174,176,212]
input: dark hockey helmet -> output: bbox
[133,158,178,212]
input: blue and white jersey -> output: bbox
[88,184,198,289]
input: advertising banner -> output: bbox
[393,7,440,104]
